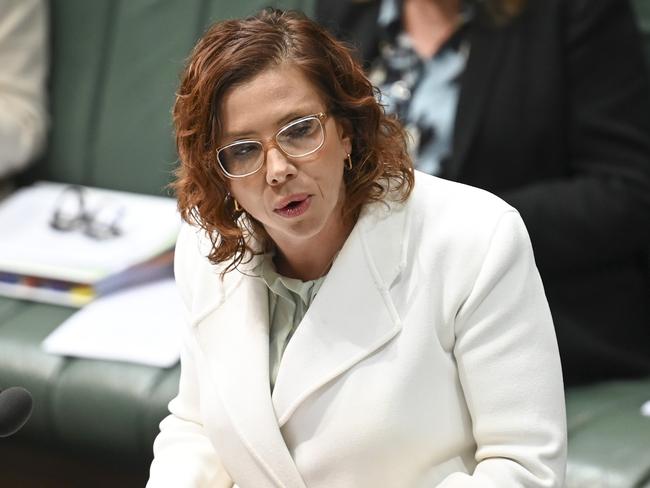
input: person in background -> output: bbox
[148,9,566,487]
[0,0,49,197]
[316,0,650,386]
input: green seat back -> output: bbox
[40,0,313,196]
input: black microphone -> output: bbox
[0,386,33,437]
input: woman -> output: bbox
[148,9,566,487]
[316,0,650,386]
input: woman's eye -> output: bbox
[232,143,259,157]
[284,119,317,139]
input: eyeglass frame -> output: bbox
[49,185,125,240]
[215,112,328,179]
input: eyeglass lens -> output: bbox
[218,116,324,176]
[50,185,88,231]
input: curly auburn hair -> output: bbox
[172,8,413,272]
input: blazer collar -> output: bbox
[191,194,410,487]
[449,13,509,178]
[194,256,308,487]
[271,197,408,427]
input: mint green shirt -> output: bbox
[257,255,326,391]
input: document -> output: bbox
[42,279,182,367]
[0,182,180,282]
[0,181,181,306]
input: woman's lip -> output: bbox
[274,193,310,210]
[274,195,312,218]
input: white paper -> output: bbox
[42,279,183,367]
[642,400,650,417]
[0,182,181,283]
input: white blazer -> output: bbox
[148,172,567,488]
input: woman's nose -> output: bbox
[265,147,297,186]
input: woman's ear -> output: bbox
[337,118,353,155]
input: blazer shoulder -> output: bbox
[411,172,517,222]
[406,172,528,263]
[174,223,235,321]
[174,223,219,279]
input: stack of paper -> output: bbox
[0,182,181,307]
[42,279,182,367]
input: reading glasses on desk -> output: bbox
[49,185,125,240]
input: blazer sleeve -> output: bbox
[147,224,234,488]
[440,211,567,488]
[502,0,650,272]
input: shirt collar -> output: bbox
[255,252,324,306]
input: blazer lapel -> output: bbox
[449,15,509,179]
[193,257,307,488]
[271,198,409,427]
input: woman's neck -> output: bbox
[403,0,462,58]
[272,215,354,282]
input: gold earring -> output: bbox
[228,193,242,212]
[346,154,353,170]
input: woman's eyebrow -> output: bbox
[223,109,321,141]
[221,129,256,141]
[275,109,318,128]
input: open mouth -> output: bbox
[284,200,302,209]
[274,195,311,218]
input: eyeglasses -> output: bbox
[49,185,125,240]
[216,112,327,178]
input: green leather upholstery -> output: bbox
[0,298,69,438]
[39,0,313,195]
[565,379,650,487]
[0,296,181,457]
